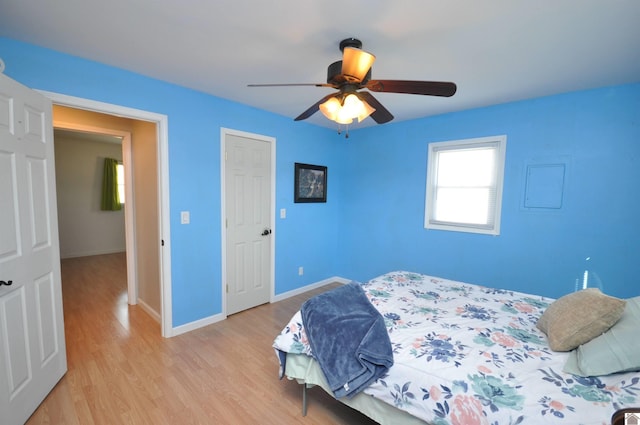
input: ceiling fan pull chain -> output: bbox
[337,123,350,138]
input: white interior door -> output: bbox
[0,73,67,424]
[224,131,273,315]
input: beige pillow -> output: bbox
[536,288,626,352]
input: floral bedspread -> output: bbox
[273,271,640,425]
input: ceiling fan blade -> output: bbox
[248,83,335,88]
[365,80,457,97]
[357,91,394,124]
[294,93,338,121]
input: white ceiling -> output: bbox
[1,0,639,129]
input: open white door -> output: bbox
[0,72,67,424]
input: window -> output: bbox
[425,135,506,235]
[116,162,125,205]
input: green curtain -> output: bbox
[101,157,122,211]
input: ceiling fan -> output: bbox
[248,38,457,126]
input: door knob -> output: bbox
[261,229,272,236]
[0,280,12,286]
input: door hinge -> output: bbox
[161,239,164,246]
[226,284,229,293]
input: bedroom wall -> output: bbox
[2,36,637,331]
[339,83,640,299]
[0,37,344,328]
[54,132,126,258]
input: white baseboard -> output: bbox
[167,276,350,337]
[60,248,126,259]
[170,312,226,337]
[138,298,161,323]
[271,275,350,303]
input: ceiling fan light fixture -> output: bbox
[342,93,361,114]
[251,37,456,126]
[335,111,354,125]
[319,96,342,121]
[319,93,375,125]
[342,47,375,82]
[357,99,376,122]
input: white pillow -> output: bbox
[564,296,640,376]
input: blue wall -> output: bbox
[339,84,640,299]
[0,37,345,326]
[2,37,638,330]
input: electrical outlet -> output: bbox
[298,266,303,276]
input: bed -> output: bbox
[273,271,640,425]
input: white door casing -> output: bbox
[221,128,275,316]
[53,123,136,304]
[0,73,67,425]
[39,90,173,338]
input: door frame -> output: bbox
[220,127,276,317]
[53,124,136,304]
[39,90,174,337]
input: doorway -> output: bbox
[42,90,173,337]
[53,126,137,306]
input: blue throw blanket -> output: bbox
[301,282,394,398]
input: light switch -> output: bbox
[181,211,190,224]
[280,208,286,219]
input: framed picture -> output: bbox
[294,162,327,203]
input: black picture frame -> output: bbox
[294,162,327,203]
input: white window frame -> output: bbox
[424,135,507,235]
[116,162,125,206]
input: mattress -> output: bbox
[274,271,640,424]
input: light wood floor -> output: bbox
[26,253,378,424]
